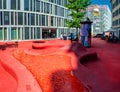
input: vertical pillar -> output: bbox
[81,21,92,47]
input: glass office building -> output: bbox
[86,5,112,36]
[110,0,120,40]
[0,0,75,41]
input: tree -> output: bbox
[66,0,90,29]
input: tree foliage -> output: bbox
[66,0,90,28]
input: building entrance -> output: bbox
[42,28,57,39]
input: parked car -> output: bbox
[93,33,103,38]
[101,32,105,40]
[67,33,78,41]
[104,31,118,43]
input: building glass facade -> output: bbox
[0,0,75,41]
[112,0,120,30]
[111,0,120,40]
[86,5,112,36]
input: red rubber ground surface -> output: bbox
[0,38,120,92]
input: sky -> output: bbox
[91,0,112,11]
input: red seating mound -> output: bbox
[0,40,98,92]
[13,50,85,92]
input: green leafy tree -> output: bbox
[66,0,90,29]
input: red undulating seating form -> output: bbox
[0,40,98,92]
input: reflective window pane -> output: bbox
[18,0,20,10]
[30,0,35,11]
[0,0,2,9]
[18,12,23,25]
[30,28,33,39]
[4,11,9,25]
[44,3,49,13]
[41,1,43,12]
[42,15,45,26]
[11,0,16,9]
[25,27,29,39]
[15,12,17,25]
[46,15,48,26]
[4,28,7,40]
[24,0,29,11]
[11,27,17,40]
[51,16,54,26]
[0,12,2,25]
[36,1,40,12]
[0,28,3,40]
[28,13,31,25]
[18,28,21,40]
[36,14,38,25]
[31,13,35,25]
[24,13,27,25]
[11,12,14,25]
[34,28,37,39]
[3,0,6,9]
[37,28,40,39]
[39,15,42,26]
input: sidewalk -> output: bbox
[81,38,120,92]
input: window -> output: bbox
[4,11,9,25]
[42,15,45,26]
[54,17,56,26]
[50,4,52,14]
[46,15,48,26]
[15,12,17,25]
[39,15,42,26]
[55,5,57,15]
[25,27,29,39]
[34,28,37,39]
[119,19,120,25]
[28,13,31,25]
[18,28,21,40]
[0,0,2,9]
[30,0,35,11]
[41,1,43,12]
[11,27,17,40]
[31,13,35,25]
[0,28,3,40]
[4,28,7,40]
[64,0,67,6]
[24,0,29,11]
[57,18,61,27]
[18,12,23,25]
[119,8,120,14]
[11,12,14,25]
[51,16,54,26]
[61,8,64,17]
[11,0,16,9]
[24,13,27,25]
[30,28,33,39]
[36,1,40,12]
[18,0,20,10]
[44,3,49,13]
[0,12,2,25]
[3,0,6,9]
[36,14,38,25]
[50,0,54,3]
[36,28,40,39]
